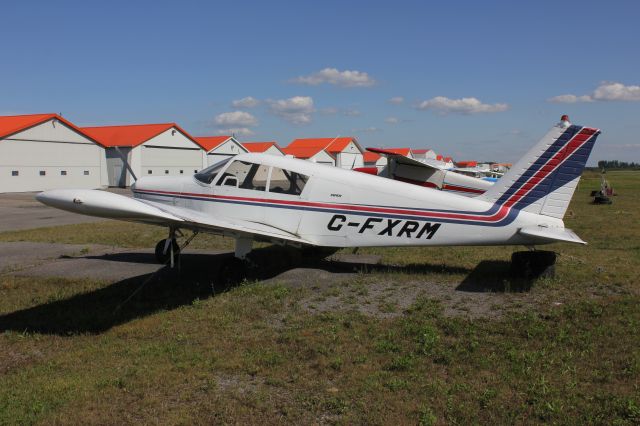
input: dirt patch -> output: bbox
[294,276,537,319]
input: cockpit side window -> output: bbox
[194,158,231,184]
[268,167,309,196]
[215,160,269,191]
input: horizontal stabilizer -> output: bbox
[519,226,586,245]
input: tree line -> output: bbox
[597,160,640,170]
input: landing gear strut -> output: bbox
[154,227,198,268]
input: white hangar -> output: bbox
[82,123,205,187]
[194,136,248,166]
[0,113,108,193]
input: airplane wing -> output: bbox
[36,189,313,246]
[366,148,445,170]
[141,199,312,245]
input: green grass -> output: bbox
[0,170,639,424]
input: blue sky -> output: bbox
[2,0,639,164]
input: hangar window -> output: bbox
[84,170,90,175]
[268,167,309,196]
[148,170,152,174]
[61,170,67,176]
[39,171,46,176]
[180,170,184,174]
[165,170,169,174]
[11,171,18,176]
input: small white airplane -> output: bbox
[362,148,494,196]
[37,116,600,279]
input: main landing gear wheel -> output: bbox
[155,238,180,264]
[510,250,556,279]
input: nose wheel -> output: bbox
[154,227,198,267]
[155,238,180,264]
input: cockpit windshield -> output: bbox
[194,158,231,184]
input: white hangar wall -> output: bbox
[0,119,107,193]
[140,128,204,177]
[335,141,364,169]
[207,139,246,166]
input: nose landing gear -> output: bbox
[153,227,198,268]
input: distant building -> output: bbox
[282,146,335,166]
[363,151,387,170]
[242,141,284,156]
[194,136,248,166]
[0,113,108,193]
[83,123,203,187]
[412,149,437,161]
[285,137,364,168]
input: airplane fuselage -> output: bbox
[131,153,563,248]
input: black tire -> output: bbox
[511,251,556,279]
[154,239,180,264]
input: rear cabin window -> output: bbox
[268,167,309,196]
[215,160,268,191]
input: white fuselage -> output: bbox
[132,153,563,248]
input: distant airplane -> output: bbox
[37,116,599,278]
[360,148,494,196]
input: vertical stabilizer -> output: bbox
[479,116,600,219]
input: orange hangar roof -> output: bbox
[193,136,233,152]
[82,123,196,148]
[242,141,282,153]
[0,113,104,146]
[287,137,358,155]
[282,146,328,159]
[363,151,381,162]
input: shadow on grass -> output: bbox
[0,246,482,335]
[456,260,534,293]
[0,247,293,335]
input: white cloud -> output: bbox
[267,96,315,125]
[344,108,361,117]
[388,96,404,104]
[217,127,255,137]
[416,96,508,114]
[547,94,594,103]
[292,68,376,87]
[547,81,640,103]
[593,82,640,101]
[385,116,399,124]
[213,111,258,127]
[231,96,260,108]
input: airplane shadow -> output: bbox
[456,260,534,293]
[0,247,513,336]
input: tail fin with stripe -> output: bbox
[479,116,600,219]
